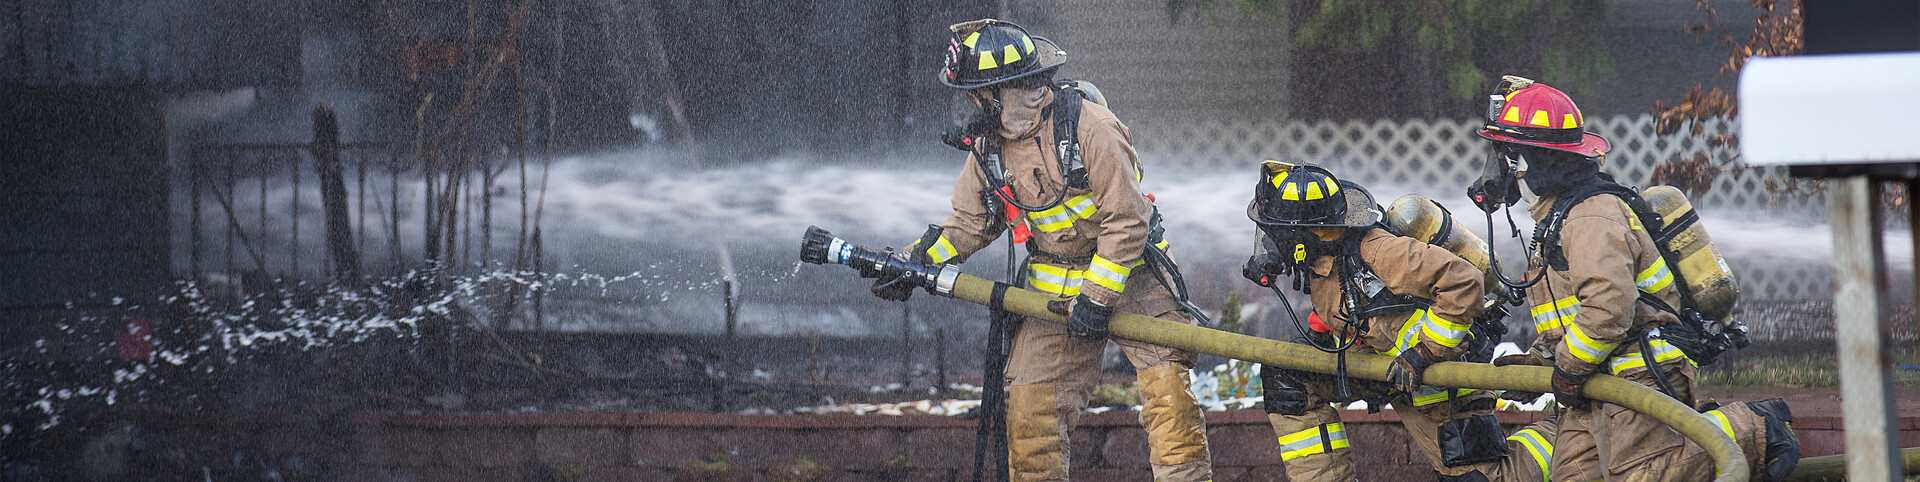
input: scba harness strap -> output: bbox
[1532,175,1740,369]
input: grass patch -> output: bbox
[1697,350,1920,388]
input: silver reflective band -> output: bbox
[827,239,847,264]
[935,266,962,296]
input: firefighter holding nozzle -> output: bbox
[867,19,1212,481]
[1243,162,1558,481]
[1467,76,1800,481]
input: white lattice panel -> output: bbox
[1135,114,1831,301]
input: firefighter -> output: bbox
[870,19,1211,481]
[1243,162,1553,481]
[1468,76,1800,481]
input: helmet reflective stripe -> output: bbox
[1277,423,1349,461]
[1564,113,1579,129]
[1606,337,1689,374]
[1507,428,1553,481]
[963,31,981,48]
[1001,44,1021,64]
[1531,296,1580,333]
[1635,257,1675,293]
[1563,322,1618,364]
[1530,110,1552,127]
[1087,255,1132,293]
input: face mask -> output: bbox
[941,90,1000,151]
[1469,146,1523,212]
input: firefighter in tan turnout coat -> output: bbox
[1243,162,1555,481]
[1469,76,1801,482]
[869,19,1211,481]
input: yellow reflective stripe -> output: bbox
[1277,423,1348,461]
[1420,311,1471,348]
[1531,296,1580,333]
[1411,387,1476,406]
[1705,409,1737,444]
[1564,322,1617,364]
[925,235,959,264]
[1086,255,1131,293]
[1635,257,1674,293]
[1392,311,1424,355]
[1507,428,1553,481]
[1025,195,1098,233]
[1027,205,1074,232]
[1605,338,1687,374]
[1392,309,1470,353]
[1027,263,1084,297]
[1063,194,1096,219]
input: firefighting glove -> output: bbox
[872,226,944,302]
[1387,344,1438,395]
[1492,353,1548,403]
[1551,366,1590,410]
[1065,294,1113,341]
[871,271,916,302]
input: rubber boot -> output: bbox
[1136,363,1212,481]
[1006,383,1066,481]
[1745,398,1800,482]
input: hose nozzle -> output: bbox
[800,225,841,265]
[798,226,960,296]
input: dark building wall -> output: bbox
[651,0,994,158]
[0,88,170,310]
[1,0,302,90]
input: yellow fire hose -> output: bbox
[940,271,1752,482]
[801,226,1914,481]
[1785,448,1920,481]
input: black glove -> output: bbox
[1492,353,1547,403]
[871,270,916,301]
[1551,366,1590,410]
[1066,294,1113,341]
[1387,344,1438,395]
[872,226,946,302]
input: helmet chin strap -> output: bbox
[1513,152,1537,204]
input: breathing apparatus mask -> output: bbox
[1470,144,1534,211]
[942,89,1001,151]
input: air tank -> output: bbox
[1640,185,1739,322]
[1384,194,1497,289]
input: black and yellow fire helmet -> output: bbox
[940,19,1066,89]
[1248,161,1381,229]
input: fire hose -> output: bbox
[800,226,1752,482]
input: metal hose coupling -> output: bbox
[800,226,961,296]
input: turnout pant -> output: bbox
[1265,368,1556,481]
[1549,358,1776,482]
[1004,309,1211,482]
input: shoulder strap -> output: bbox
[1342,240,1436,321]
[1050,82,1088,190]
[1534,175,1636,271]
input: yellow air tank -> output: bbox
[1384,194,1497,289]
[1640,185,1739,322]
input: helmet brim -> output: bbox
[1478,128,1610,159]
[940,36,1066,90]
[1247,180,1384,229]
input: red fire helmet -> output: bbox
[1478,78,1609,159]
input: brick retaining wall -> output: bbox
[141,409,1917,481]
